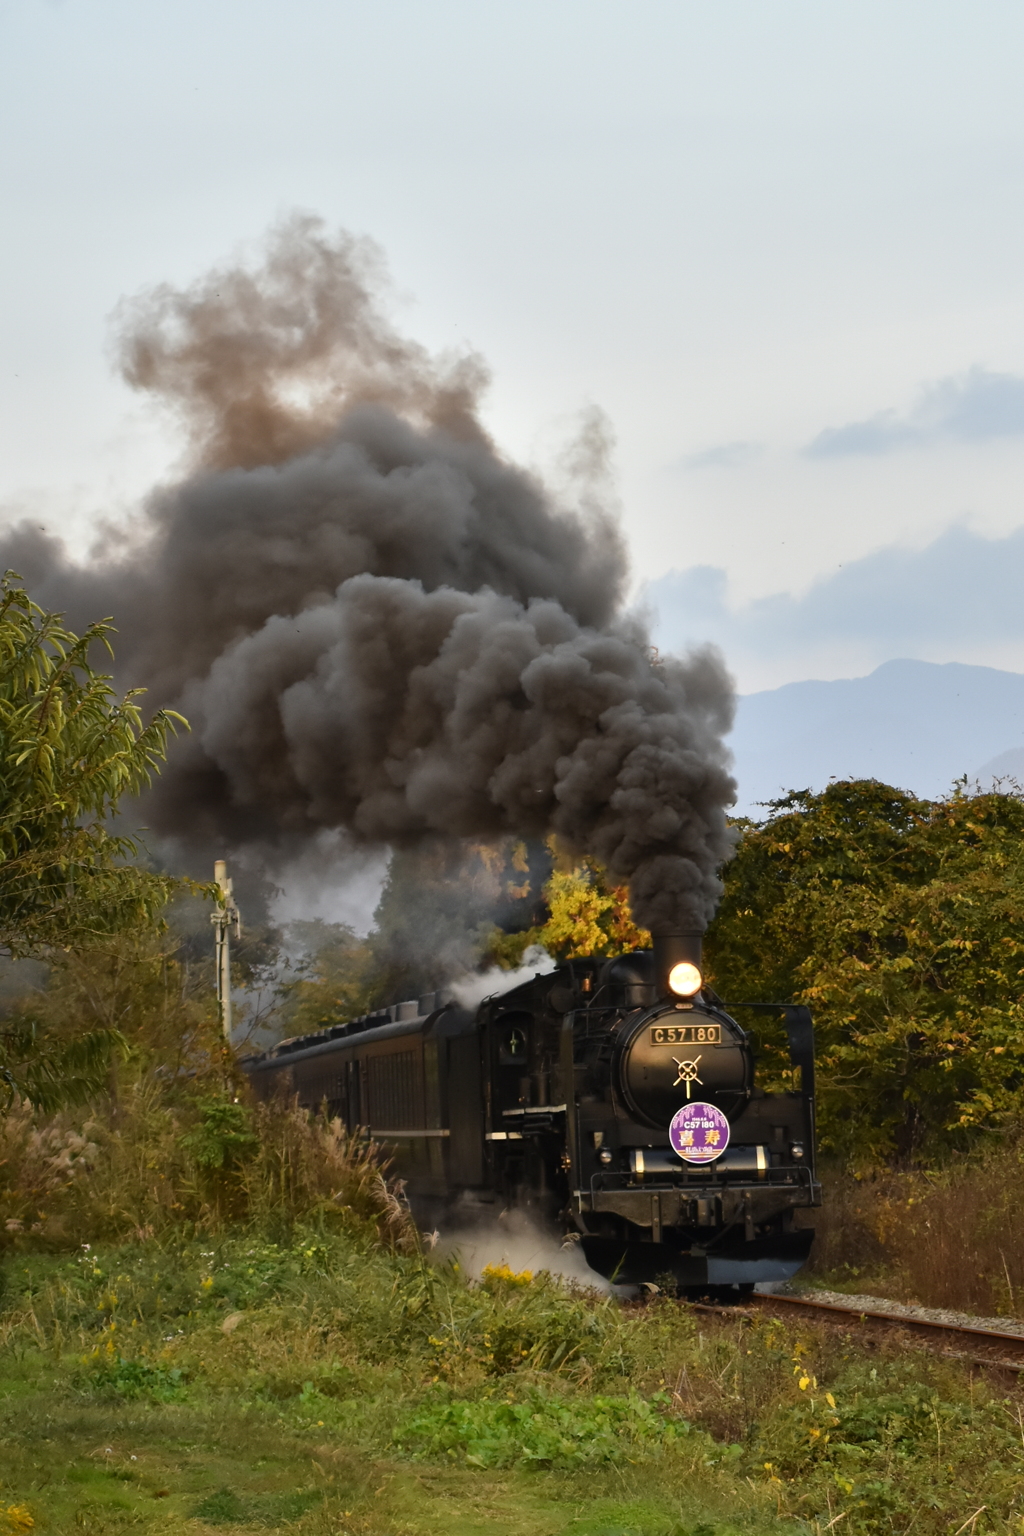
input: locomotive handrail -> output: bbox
[501,1103,567,1115]
[723,1002,816,1177]
[721,1002,813,1075]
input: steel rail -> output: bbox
[750,1291,1024,1373]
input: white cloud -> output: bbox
[644,522,1024,690]
[806,368,1024,457]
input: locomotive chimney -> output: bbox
[652,929,704,999]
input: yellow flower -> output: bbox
[480,1263,533,1287]
[1,1505,35,1532]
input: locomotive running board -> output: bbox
[367,1128,450,1138]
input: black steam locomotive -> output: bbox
[242,933,819,1291]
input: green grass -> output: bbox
[2,1230,1023,1535]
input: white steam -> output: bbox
[450,945,557,1010]
[435,1209,610,1292]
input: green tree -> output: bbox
[1,923,223,1114]
[0,1019,128,1114]
[0,574,187,1108]
[270,920,377,1038]
[0,573,182,956]
[705,780,1024,1166]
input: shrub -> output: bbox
[808,1138,1024,1316]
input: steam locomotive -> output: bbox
[242,933,819,1291]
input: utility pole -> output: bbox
[212,859,241,1044]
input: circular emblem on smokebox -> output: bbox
[669,1101,730,1164]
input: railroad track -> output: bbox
[745,1291,1024,1374]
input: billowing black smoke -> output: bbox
[0,216,736,932]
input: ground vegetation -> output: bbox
[2,1220,1023,1535]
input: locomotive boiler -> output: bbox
[242,932,819,1292]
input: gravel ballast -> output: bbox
[760,1284,1024,1338]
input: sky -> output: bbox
[3,0,1024,692]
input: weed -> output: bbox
[1,1085,419,1255]
[85,1346,187,1401]
[394,1387,686,1468]
[0,1507,35,1533]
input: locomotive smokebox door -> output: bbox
[615,1010,751,1128]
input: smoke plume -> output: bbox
[0,216,736,932]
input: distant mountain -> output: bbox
[730,659,1024,816]
[973,746,1024,784]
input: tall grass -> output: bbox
[0,924,420,1255]
[808,1137,1024,1316]
[0,1086,418,1255]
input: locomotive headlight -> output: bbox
[667,960,702,997]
